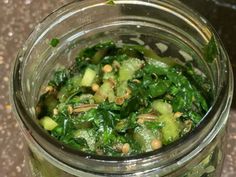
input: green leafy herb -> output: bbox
[50,38,60,47]
[106,0,115,5]
[49,69,70,88]
[204,36,218,63]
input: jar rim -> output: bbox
[10,0,234,175]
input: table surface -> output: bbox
[0,0,236,177]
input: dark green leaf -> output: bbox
[121,96,140,117]
[144,121,163,134]
[37,93,58,117]
[99,101,121,111]
[204,36,218,63]
[115,113,137,133]
[149,80,170,98]
[184,111,202,124]
[50,38,60,47]
[49,69,70,87]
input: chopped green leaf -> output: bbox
[106,0,115,5]
[50,38,60,47]
[49,68,70,88]
[204,36,218,63]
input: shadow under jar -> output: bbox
[10,0,234,177]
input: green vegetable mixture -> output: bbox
[37,41,211,156]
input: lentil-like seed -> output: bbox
[45,86,54,93]
[67,105,73,114]
[92,83,100,92]
[137,118,144,124]
[102,64,113,73]
[151,139,162,150]
[122,143,130,154]
[115,97,125,105]
[53,108,58,115]
[174,112,183,118]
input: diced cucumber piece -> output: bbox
[152,100,173,115]
[81,68,96,87]
[117,58,143,98]
[40,116,58,131]
[103,71,116,81]
[158,114,180,145]
[108,89,116,102]
[116,81,128,97]
[94,80,114,103]
[119,58,144,81]
[71,74,83,86]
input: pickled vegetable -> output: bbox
[37,41,211,156]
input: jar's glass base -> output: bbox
[25,141,224,177]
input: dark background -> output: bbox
[0,0,235,177]
[182,0,236,108]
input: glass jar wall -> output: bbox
[10,0,233,176]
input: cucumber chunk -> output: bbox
[152,100,173,115]
[158,114,180,145]
[81,68,97,87]
[40,116,58,131]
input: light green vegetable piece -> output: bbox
[103,71,116,81]
[152,100,181,145]
[158,113,180,145]
[119,58,144,81]
[80,68,96,87]
[40,116,58,131]
[116,81,128,97]
[117,58,144,97]
[94,80,114,103]
[152,100,173,115]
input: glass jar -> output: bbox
[10,0,234,176]
[212,0,236,8]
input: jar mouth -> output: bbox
[10,0,233,175]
